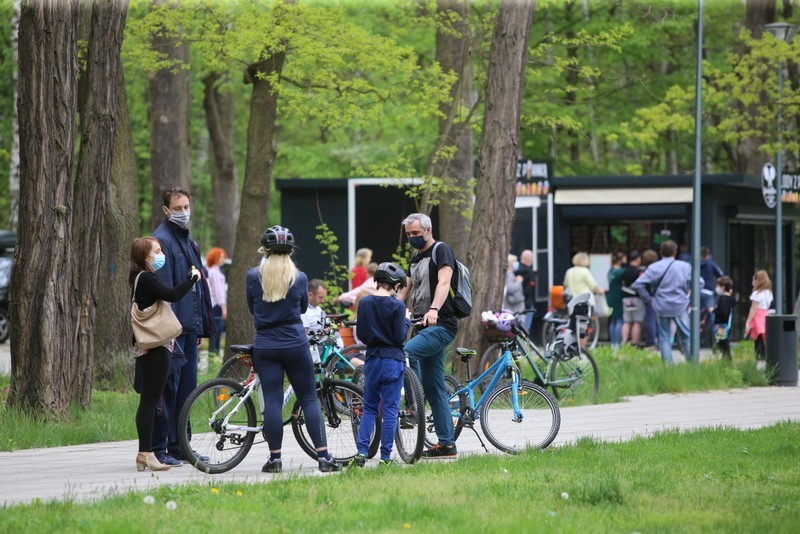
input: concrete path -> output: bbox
[1,386,798,507]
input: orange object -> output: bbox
[339,326,356,347]
[550,285,566,309]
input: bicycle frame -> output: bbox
[216,376,263,434]
[454,345,523,419]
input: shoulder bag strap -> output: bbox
[132,272,144,304]
[651,259,676,295]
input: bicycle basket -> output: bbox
[480,310,516,343]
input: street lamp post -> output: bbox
[762,22,797,315]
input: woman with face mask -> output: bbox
[128,237,200,472]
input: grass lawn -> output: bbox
[1,423,798,531]
[0,343,773,451]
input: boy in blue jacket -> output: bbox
[350,262,411,467]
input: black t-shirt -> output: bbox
[621,265,643,288]
[714,294,735,325]
[408,241,459,335]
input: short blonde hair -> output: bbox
[354,248,372,267]
[572,252,590,267]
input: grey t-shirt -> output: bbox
[408,241,459,335]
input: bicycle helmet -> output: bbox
[374,262,407,287]
[492,311,516,332]
[261,225,295,254]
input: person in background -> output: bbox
[349,262,411,467]
[338,262,378,308]
[152,186,214,466]
[129,237,200,472]
[700,246,724,322]
[515,249,537,333]
[632,240,692,364]
[640,249,660,347]
[301,278,328,331]
[350,248,373,289]
[503,254,525,313]
[745,270,773,370]
[246,226,341,473]
[713,275,735,361]
[621,251,645,346]
[607,252,626,350]
[205,247,227,357]
[563,252,604,304]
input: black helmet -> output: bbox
[261,225,295,254]
[374,262,406,287]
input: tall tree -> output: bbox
[203,73,239,255]
[455,0,535,369]
[71,0,129,403]
[93,67,139,388]
[10,0,80,413]
[431,0,474,261]
[147,0,190,230]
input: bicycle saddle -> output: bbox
[455,347,477,361]
[229,344,254,355]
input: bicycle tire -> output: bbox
[423,374,462,449]
[291,379,375,462]
[395,367,425,464]
[217,355,251,383]
[351,365,365,388]
[480,379,561,453]
[178,378,257,474]
[548,347,600,405]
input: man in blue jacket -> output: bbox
[152,187,214,465]
[632,240,693,364]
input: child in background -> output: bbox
[349,262,411,467]
[713,275,735,361]
[745,270,773,370]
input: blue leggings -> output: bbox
[253,346,326,452]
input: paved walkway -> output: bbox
[1,386,798,506]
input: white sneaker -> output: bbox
[756,361,766,371]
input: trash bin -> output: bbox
[765,314,799,387]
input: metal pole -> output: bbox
[776,61,784,314]
[690,0,703,362]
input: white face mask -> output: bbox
[715,287,724,296]
[169,210,191,229]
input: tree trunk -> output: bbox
[8,1,20,231]
[432,0,474,262]
[225,53,287,360]
[453,0,535,379]
[94,66,139,389]
[148,0,191,229]
[9,0,80,414]
[71,0,128,404]
[203,72,239,255]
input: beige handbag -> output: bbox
[131,272,183,350]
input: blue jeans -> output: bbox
[357,357,405,459]
[406,326,456,446]
[154,334,198,455]
[608,317,623,347]
[656,313,692,364]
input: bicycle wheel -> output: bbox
[547,347,599,405]
[178,378,257,474]
[395,367,425,464]
[423,374,462,449]
[325,344,365,379]
[480,379,560,453]
[291,379,375,462]
[351,365,365,388]
[217,355,251,383]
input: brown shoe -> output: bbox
[136,452,170,472]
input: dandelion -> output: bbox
[211,488,220,495]
[403,524,412,529]
[561,492,569,500]
[236,490,243,497]
[143,495,155,505]
[501,468,508,473]
[166,500,178,511]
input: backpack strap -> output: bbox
[430,242,441,265]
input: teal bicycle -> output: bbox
[424,323,561,454]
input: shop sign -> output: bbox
[762,163,777,208]
[516,159,552,197]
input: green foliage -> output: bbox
[314,222,350,307]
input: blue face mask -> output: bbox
[148,253,166,271]
[409,235,427,250]
[169,210,191,229]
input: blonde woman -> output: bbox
[563,252,604,306]
[351,248,373,289]
[744,270,773,367]
[245,226,341,474]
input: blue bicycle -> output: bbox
[426,332,561,454]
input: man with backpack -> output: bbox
[397,213,464,459]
